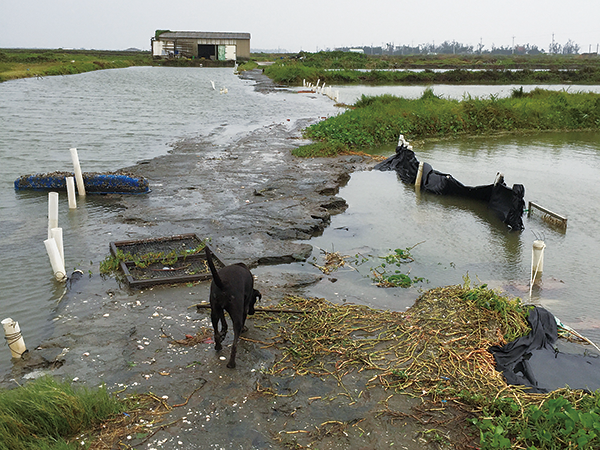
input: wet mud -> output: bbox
[3,72,463,449]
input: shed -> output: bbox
[151,31,251,61]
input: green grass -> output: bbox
[260,51,600,86]
[0,377,125,450]
[473,392,600,449]
[0,49,151,82]
[296,88,600,156]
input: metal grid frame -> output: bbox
[109,234,224,288]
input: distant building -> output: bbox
[151,31,251,60]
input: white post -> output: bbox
[529,240,546,296]
[2,318,27,359]
[51,227,64,268]
[48,192,59,239]
[531,240,545,276]
[70,148,86,196]
[44,237,67,281]
[415,161,424,190]
[66,176,77,209]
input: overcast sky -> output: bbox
[1,0,599,53]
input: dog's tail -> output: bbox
[249,289,261,315]
[205,246,224,290]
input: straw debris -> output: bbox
[261,286,529,403]
[309,247,353,274]
[86,393,172,450]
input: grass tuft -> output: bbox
[0,377,124,450]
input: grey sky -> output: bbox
[1,0,598,53]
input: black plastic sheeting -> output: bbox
[374,141,525,230]
[489,307,600,393]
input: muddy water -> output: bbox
[1,68,600,380]
[277,131,600,345]
[0,67,338,376]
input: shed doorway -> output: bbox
[198,44,217,59]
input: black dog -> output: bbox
[205,246,261,368]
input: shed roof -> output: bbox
[157,31,251,40]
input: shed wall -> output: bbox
[153,34,250,60]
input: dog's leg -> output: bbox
[241,308,248,333]
[219,314,228,341]
[211,308,224,352]
[227,333,239,369]
[227,317,244,369]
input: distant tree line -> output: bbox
[336,39,584,56]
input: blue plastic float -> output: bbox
[14,171,150,194]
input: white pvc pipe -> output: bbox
[44,237,67,281]
[532,240,545,276]
[2,318,27,359]
[415,161,424,190]
[529,240,546,296]
[70,147,86,196]
[48,192,59,239]
[66,176,77,209]
[51,227,64,268]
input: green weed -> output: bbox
[473,394,600,449]
[0,377,124,450]
[370,246,425,288]
[300,89,600,156]
[99,242,207,275]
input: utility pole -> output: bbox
[512,36,515,54]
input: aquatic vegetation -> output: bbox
[370,246,425,288]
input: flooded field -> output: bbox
[1,67,599,380]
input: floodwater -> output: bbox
[293,132,600,340]
[0,67,338,376]
[1,68,600,379]
[331,83,600,104]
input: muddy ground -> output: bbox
[4,71,467,449]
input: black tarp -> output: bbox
[489,307,600,393]
[374,141,525,230]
